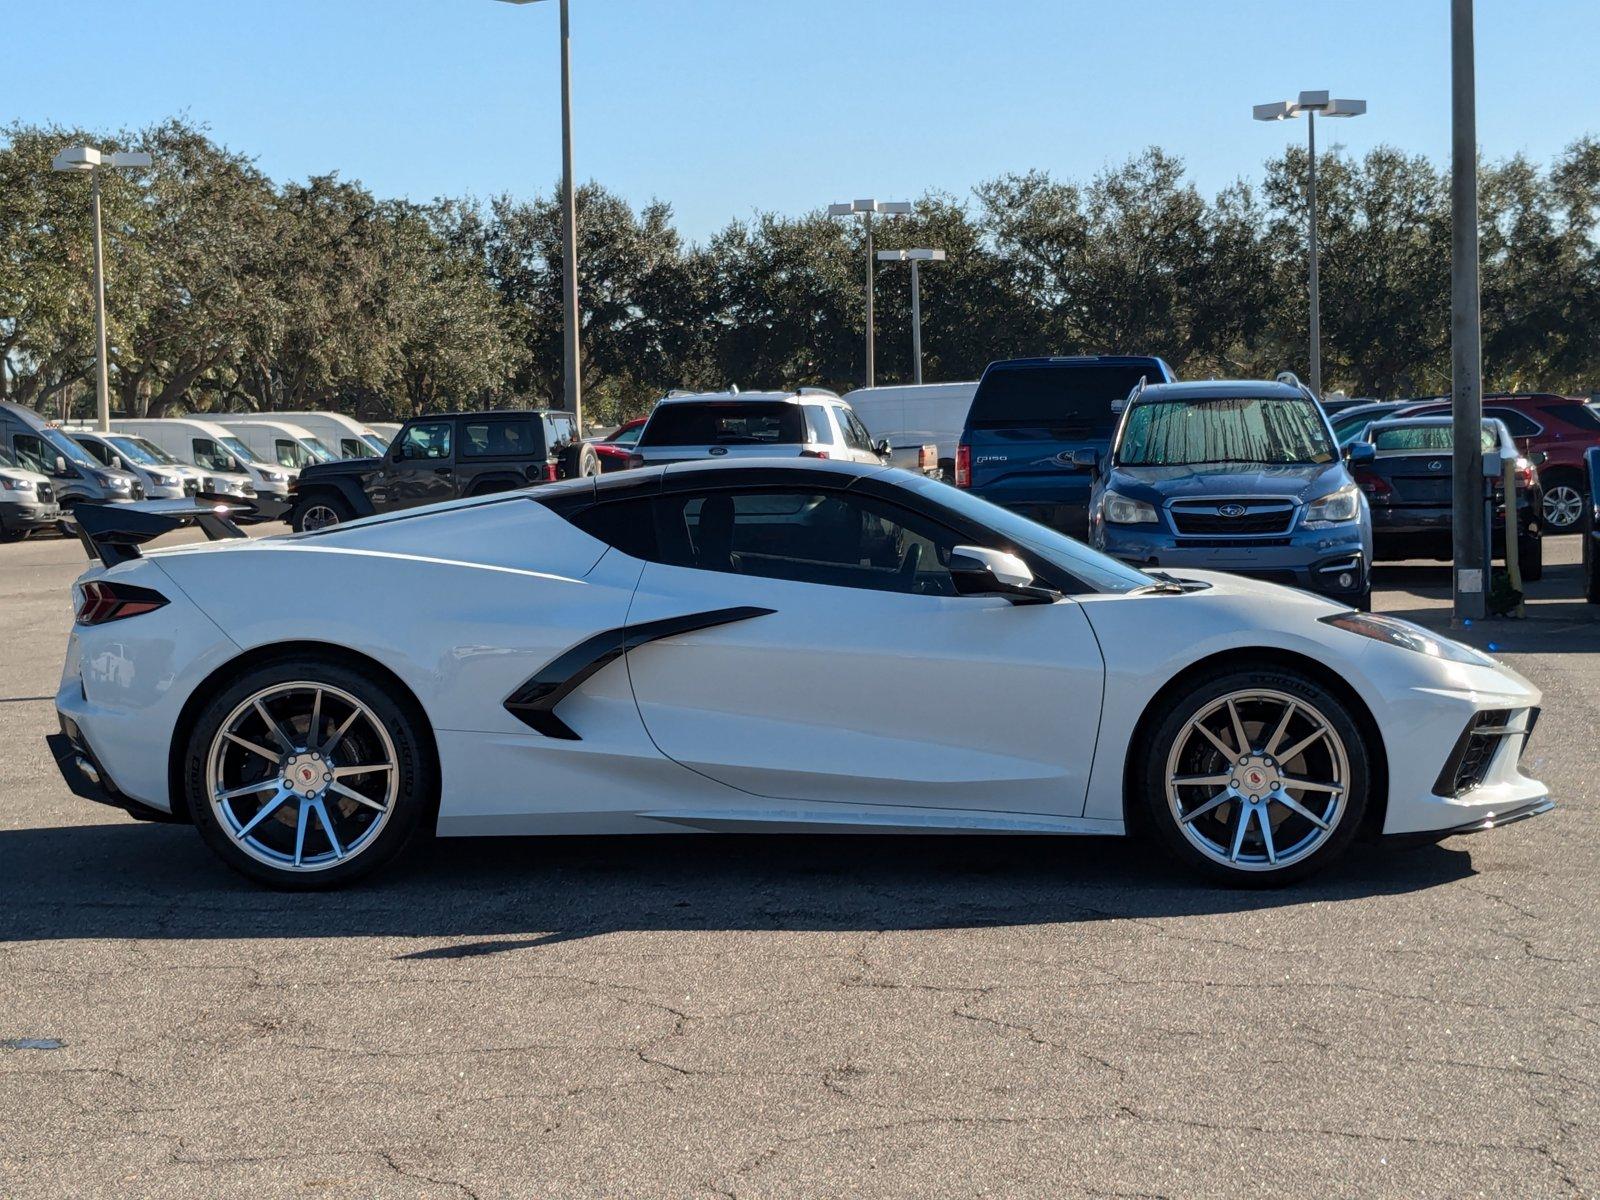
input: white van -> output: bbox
[368,422,401,444]
[111,418,295,521]
[841,382,978,479]
[64,425,256,503]
[212,418,338,471]
[221,412,387,460]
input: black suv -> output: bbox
[289,410,598,531]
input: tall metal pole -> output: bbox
[89,170,111,433]
[1451,0,1486,621]
[1306,111,1321,400]
[863,210,875,389]
[557,0,583,430]
[910,259,924,385]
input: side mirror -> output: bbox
[948,545,1060,606]
[1345,442,1376,466]
[873,437,892,459]
[1071,447,1100,474]
[55,455,68,475]
[111,455,124,470]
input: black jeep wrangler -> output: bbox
[288,410,598,531]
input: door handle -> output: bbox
[433,466,453,476]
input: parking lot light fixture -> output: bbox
[1253,91,1367,401]
[828,199,913,389]
[51,145,153,433]
[876,249,946,385]
[496,0,583,431]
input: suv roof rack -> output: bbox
[796,387,840,399]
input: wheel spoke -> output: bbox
[1276,724,1327,766]
[1271,790,1333,830]
[1226,700,1250,758]
[215,778,279,802]
[223,732,281,765]
[328,779,388,812]
[293,797,311,866]
[1258,807,1279,865]
[1282,777,1343,794]
[1264,701,1297,756]
[1171,772,1231,788]
[254,698,296,752]
[308,688,323,751]
[234,787,293,840]
[1229,804,1252,861]
[332,763,392,779]
[322,708,361,757]
[313,798,344,859]
[1195,721,1237,762]
[1180,790,1233,825]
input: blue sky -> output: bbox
[9,0,1599,240]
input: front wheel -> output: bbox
[1136,668,1370,887]
[291,495,352,533]
[1542,481,1583,533]
[184,658,434,889]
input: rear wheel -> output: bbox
[184,658,433,889]
[1136,668,1370,886]
[1542,478,1583,533]
[561,442,600,480]
[291,495,352,532]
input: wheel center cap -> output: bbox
[1234,755,1280,798]
[282,751,331,798]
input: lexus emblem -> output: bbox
[1429,460,1443,471]
[1217,503,1247,518]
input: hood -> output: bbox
[1107,460,1349,505]
[0,466,50,487]
[297,458,376,481]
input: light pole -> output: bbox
[51,144,152,433]
[497,0,582,431]
[1450,0,1487,622]
[876,249,946,385]
[828,199,911,388]
[1253,91,1367,399]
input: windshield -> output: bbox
[42,427,100,470]
[610,423,643,446]
[107,436,170,467]
[301,436,337,463]
[219,436,263,465]
[902,475,1152,594]
[360,434,389,455]
[640,402,806,446]
[1117,396,1335,466]
[1373,424,1497,453]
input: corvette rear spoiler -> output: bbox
[71,495,255,567]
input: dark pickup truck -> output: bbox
[288,409,598,531]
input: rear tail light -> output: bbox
[799,449,830,459]
[626,453,644,469]
[1514,457,1536,489]
[544,462,559,482]
[1354,470,1390,497]
[954,443,971,488]
[75,580,168,626]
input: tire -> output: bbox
[291,494,352,533]
[561,442,600,480]
[1541,477,1583,533]
[1518,534,1543,583]
[183,657,434,890]
[1134,666,1371,887]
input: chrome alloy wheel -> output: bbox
[1164,688,1350,873]
[205,682,398,873]
[299,503,343,531]
[1543,485,1583,531]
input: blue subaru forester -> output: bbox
[1085,379,1375,609]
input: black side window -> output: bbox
[79,439,112,466]
[397,421,453,461]
[566,498,659,561]
[192,438,230,472]
[1486,408,1540,438]
[654,489,962,595]
[462,418,536,458]
[13,434,49,473]
[840,408,874,451]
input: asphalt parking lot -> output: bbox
[1,528,1595,1199]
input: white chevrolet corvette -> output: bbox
[52,460,1550,889]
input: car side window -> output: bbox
[462,418,535,458]
[13,434,50,474]
[653,489,962,596]
[192,438,231,472]
[79,439,112,466]
[397,421,452,461]
[1484,408,1540,438]
[548,415,575,447]
[802,405,833,445]
[839,408,875,452]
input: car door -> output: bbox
[369,419,458,510]
[623,483,1106,816]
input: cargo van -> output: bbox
[0,441,62,541]
[841,382,977,479]
[111,418,294,520]
[212,418,338,470]
[220,412,387,460]
[0,401,144,506]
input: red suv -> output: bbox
[1398,393,1600,532]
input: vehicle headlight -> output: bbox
[1103,491,1159,525]
[1303,484,1360,527]
[0,477,36,492]
[1320,612,1496,666]
[151,473,178,487]
[262,471,287,484]
[97,471,132,490]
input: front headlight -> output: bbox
[97,472,132,491]
[1303,483,1360,527]
[261,471,287,484]
[1103,491,1159,525]
[1320,612,1496,666]
[0,477,36,492]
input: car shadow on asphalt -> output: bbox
[0,820,1477,952]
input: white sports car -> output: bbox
[51,460,1551,889]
